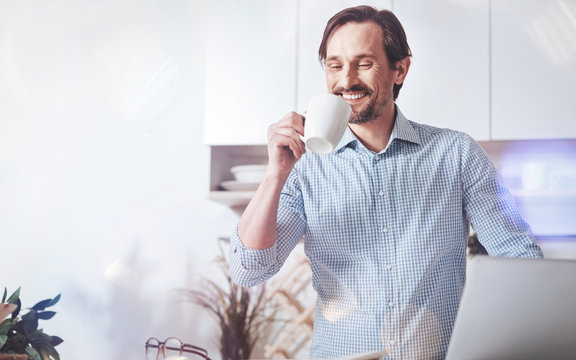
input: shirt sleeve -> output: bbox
[460,134,543,258]
[229,168,307,287]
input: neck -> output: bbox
[349,103,396,153]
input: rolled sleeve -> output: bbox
[228,226,279,287]
[228,168,307,287]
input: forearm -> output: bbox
[231,170,305,287]
[238,172,288,249]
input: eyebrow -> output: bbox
[325,54,377,62]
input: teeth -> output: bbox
[342,93,366,100]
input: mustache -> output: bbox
[332,85,371,94]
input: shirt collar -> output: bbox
[334,106,421,153]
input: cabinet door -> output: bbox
[297,0,392,112]
[394,0,490,141]
[204,0,297,145]
[491,0,576,140]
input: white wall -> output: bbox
[0,1,238,358]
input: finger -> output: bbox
[271,125,303,141]
[288,134,306,159]
[277,112,305,134]
[271,133,304,159]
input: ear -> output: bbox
[394,56,411,85]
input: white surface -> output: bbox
[0,1,235,359]
[394,0,490,140]
[203,0,297,145]
[491,0,576,140]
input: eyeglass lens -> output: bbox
[146,337,160,360]
[164,337,183,358]
[146,337,208,360]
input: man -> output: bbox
[229,6,542,359]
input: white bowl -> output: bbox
[230,164,267,183]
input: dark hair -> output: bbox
[318,6,412,100]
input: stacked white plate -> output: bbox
[220,164,267,191]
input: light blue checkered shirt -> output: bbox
[229,107,543,359]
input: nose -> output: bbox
[340,65,360,90]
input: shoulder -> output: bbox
[407,120,479,155]
[410,120,472,143]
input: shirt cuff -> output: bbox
[228,226,278,286]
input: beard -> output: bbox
[349,95,387,124]
[333,85,391,125]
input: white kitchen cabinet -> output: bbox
[203,0,297,145]
[491,0,576,140]
[393,0,490,140]
[296,0,392,111]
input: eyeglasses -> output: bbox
[145,337,211,360]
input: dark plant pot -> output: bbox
[0,354,29,360]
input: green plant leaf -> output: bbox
[2,288,6,303]
[6,288,21,304]
[31,294,60,312]
[38,345,60,360]
[36,311,56,320]
[26,346,41,360]
[50,336,63,347]
[22,317,38,335]
[22,310,37,322]
[0,318,14,335]
[28,329,48,343]
[48,294,61,307]
[31,299,52,312]
[11,298,21,319]
[0,334,7,348]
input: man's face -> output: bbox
[325,21,397,124]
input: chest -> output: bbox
[301,147,462,226]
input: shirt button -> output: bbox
[388,301,395,308]
[386,264,392,270]
[382,227,389,233]
[389,339,396,346]
[378,191,384,196]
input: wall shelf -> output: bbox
[209,190,254,209]
[208,145,266,214]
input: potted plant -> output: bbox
[0,288,63,360]
[180,245,278,360]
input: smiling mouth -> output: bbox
[339,93,368,100]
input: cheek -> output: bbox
[371,73,394,96]
[325,73,338,90]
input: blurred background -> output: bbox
[1,0,233,358]
[1,0,575,359]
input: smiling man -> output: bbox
[229,6,542,359]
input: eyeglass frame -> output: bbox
[145,337,211,360]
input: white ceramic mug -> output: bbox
[304,93,352,155]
